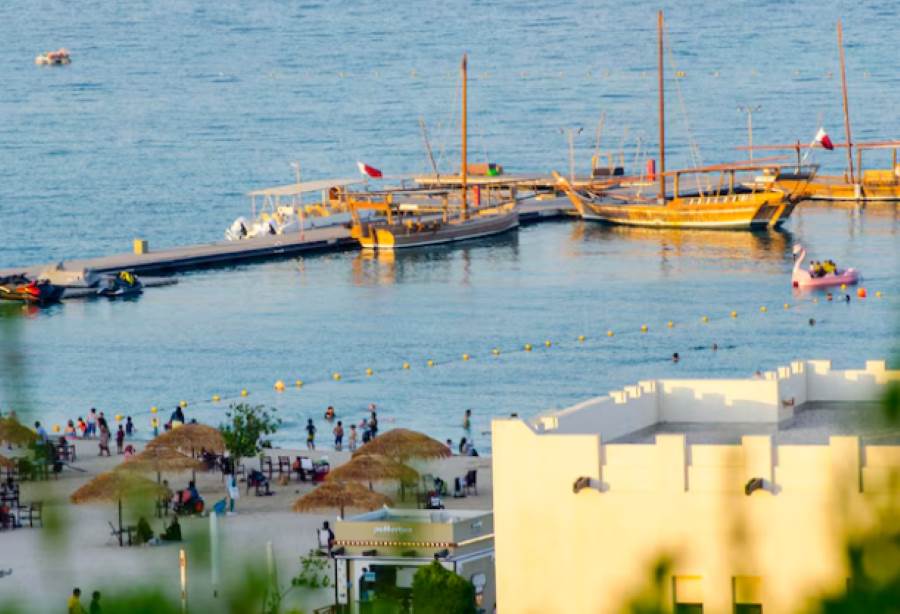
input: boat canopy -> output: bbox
[247,178,365,198]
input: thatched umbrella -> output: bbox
[293,480,392,518]
[118,447,205,483]
[0,418,37,447]
[353,428,451,462]
[0,454,16,469]
[327,453,418,491]
[146,423,225,456]
[71,470,168,546]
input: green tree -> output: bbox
[412,561,476,614]
[219,403,281,465]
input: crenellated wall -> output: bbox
[536,360,898,437]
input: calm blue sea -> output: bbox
[1,1,897,452]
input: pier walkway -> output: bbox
[0,199,573,279]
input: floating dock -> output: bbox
[0,199,574,280]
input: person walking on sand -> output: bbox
[348,424,358,451]
[333,421,344,451]
[86,409,97,439]
[98,425,111,457]
[67,587,85,614]
[306,419,316,451]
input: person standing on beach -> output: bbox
[98,425,111,457]
[97,412,108,432]
[348,424,358,451]
[67,588,85,614]
[115,425,125,454]
[368,411,378,438]
[333,421,344,451]
[125,416,135,438]
[463,409,472,431]
[86,409,97,438]
[306,419,316,451]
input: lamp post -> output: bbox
[560,126,583,182]
[737,106,761,160]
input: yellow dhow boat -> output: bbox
[554,11,811,230]
[744,21,900,202]
[348,55,518,250]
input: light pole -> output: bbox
[560,126,583,182]
[737,106,761,160]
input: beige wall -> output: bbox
[492,419,900,613]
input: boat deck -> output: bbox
[0,199,573,279]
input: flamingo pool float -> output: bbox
[792,245,860,289]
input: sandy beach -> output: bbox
[0,435,492,612]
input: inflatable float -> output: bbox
[792,245,859,289]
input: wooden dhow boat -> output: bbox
[742,21,900,202]
[349,55,519,250]
[556,11,812,230]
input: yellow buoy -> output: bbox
[544,340,552,347]
[701,316,709,323]
[730,310,737,318]
[52,424,60,433]
[403,362,411,370]
[577,335,585,342]
[784,303,790,310]
[491,348,500,356]
[760,306,767,313]
[212,394,221,402]
[332,372,341,381]
[524,343,533,352]
[640,324,648,333]
[295,379,303,388]
[462,354,470,361]
[667,321,674,328]
[607,330,614,337]
[240,389,249,397]
[274,380,285,392]
[875,290,882,298]
[179,400,188,408]
[426,359,435,367]
[840,283,847,291]
[150,406,158,414]
[365,368,374,376]
[115,414,122,422]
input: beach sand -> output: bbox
[0,436,492,612]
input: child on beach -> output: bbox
[86,409,97,438]
[76,417,87,438]
[125,416,135,437]
[306,419,316,450]
[333,421,344,451]
[348,424,358,451]
[115,425,125,454]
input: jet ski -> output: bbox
[0,275,64,305]
[97,271,143,298]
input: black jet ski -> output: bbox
[97,271,143,298]
[0,275,64,305]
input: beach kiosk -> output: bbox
[332,508,494,613]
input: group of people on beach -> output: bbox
[67,587,101,613]
[306,403,380,451]
[26,408,138,458]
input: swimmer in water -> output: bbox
[809,318,816,326]
[672,352,680,363]
[712,343,718,351]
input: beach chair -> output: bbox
[19,502,42,528]
[277,456,291,475]
[299,457,314,481]
[465,470,478,496]
[260,455,273,479]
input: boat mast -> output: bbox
[837,20,855,184]
[657,10,666,203]
[461,54,468,219]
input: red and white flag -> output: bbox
[356,161,383,178]
[815,128,834,150]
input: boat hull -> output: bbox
[580,194,794,229]
[777,176,900,202]
[792,269,859,289]
[358,208,519,250]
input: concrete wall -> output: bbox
[536,360,898,437]
[492,420,900,614]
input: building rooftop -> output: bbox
[610,401,900,445]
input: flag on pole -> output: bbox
[815,128,834,150]
[356,161,383,178]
